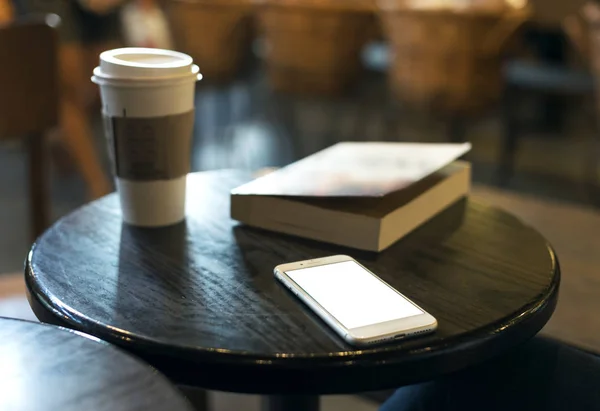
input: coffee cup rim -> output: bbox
[97,48,199,80]
[92,65,202,87]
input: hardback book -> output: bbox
[230,142,471,252]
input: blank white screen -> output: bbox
[286,260,423,329]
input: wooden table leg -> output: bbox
[262,395,319,411]
[178,386,209,411]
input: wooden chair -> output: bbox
[0,15,60,240]
[500,18,599,200]
[500,59,595,185]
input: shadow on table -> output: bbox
[118,221,190,270]
[116,221,192,322]
[231,197,467,267]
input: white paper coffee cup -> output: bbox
[92,48,202,227]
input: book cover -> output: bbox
[231,142,471,198]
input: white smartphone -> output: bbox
[274,255,437,346]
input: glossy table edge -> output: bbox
[24,237,561,365]
[26,271,559,393]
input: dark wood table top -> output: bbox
[26,170,559,394]
[0,317,193,411]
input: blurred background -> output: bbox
[0,0,599,276]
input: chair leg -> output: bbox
[499,88,519,186]
[446,115,467,143]
[60,99,111,199]
[27,132,50,240]
[585,101,600,206]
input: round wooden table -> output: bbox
[0,317,193,411]
[26,170,560,411]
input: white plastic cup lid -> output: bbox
[94,48,201,81]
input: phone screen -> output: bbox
[285,260,423,329]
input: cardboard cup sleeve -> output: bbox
[103,110,194,181]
